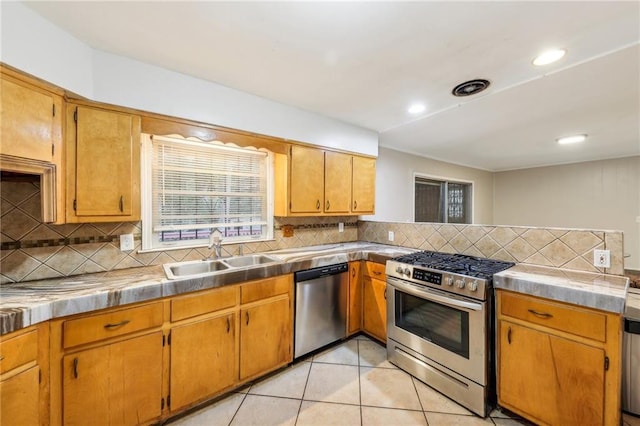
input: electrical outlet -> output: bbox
[338,222,344,233]
[388,231,395,242]
[593,249,610,268]
[120,233,134,251]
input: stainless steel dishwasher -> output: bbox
[294,263,348,359]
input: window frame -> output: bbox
[140,134,274,252]
[413,173,474,224]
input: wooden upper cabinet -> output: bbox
[66,103,141,222]
[0,72,62,163]
[289,145,324,213]
[275,144,376,216]
[324,151,352,213]
[352,156,375,214]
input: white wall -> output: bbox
[494,156,640,270]
[0,2,378,156]
[365,147,494,224]
[0,2,94,96]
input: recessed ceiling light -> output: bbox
[533,48,566,66]
[557,134,587,145]
[408,103,426,114]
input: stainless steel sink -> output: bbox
[163,259,230,279]
[222,254,280,268]
[163,254,281,279]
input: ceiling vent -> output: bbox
[452,79,491,97]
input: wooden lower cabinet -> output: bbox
[62,332,163,426]
[362,262,387,342]
[347,261,362,335]
[240,296,291,380]
[170,313,237,411]
[0,365,40,426]
[0,325,45,426]
[496,290,621,426]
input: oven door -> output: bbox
[387,276,487,385]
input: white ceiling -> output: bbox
[25,1,640,171]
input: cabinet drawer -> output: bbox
[171,286,238,322]
[63,302,163,348]
[241,275,291,304]
[364,262,386,279]
[0,329,38,374]
[500,292,606,342]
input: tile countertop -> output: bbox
[494,263,629,314]
[626,290,640,320]
[0,242,415,335]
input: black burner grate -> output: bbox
[393,251,514,280]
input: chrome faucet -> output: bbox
[208,229,223,259]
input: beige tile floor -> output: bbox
[167,335,639,426]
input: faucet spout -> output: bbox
[208,229,223,259]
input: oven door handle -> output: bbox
[387,278,483,312]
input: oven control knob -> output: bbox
[456,279,465,289]
[469,281,478,292]
[396,266,404,274]
[446,277,454,286]
[403,268,411,277]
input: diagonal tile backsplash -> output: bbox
[0,181,625,283]
[358,221,624,275]
[0,181,359,283]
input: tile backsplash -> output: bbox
[359,220,624,275]
[0,181,625,283]
[0,181,357,283]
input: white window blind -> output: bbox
[142,134,273,250]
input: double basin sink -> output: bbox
[163,254,281,280]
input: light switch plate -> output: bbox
[388,231,395,242]
[338,222,344,233]
[120,234,134,251]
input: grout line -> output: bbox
[357,338,364,426]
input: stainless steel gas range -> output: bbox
[385,251,514,417]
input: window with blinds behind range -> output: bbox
[143,135,273,250]
[414,176,472,224]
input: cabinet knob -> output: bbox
[245,311,250,326]
[316,200,320,210]
[354,200,358,210]
[326,200,330,210]
[226,317,231,333]
[119,195,124,212]
[507,326,512,344]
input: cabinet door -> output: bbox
[347,261,362,335]
[324,151,352,213]
[0,365,40,426]
[170,313,237,411]
[499,320,605,425]
[63,332,163,425]
[363,276,387,342]
[352,156,376,214]
[240,297,291,380]
[0,77,61,162]
[70,105,141,220]
[289,145,324,213]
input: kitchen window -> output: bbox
[141,134,273,251]
[414,176,472,224]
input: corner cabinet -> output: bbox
[362,261,387,342]
[275,145,375,216]
[65,103,141,222]
[496,290,622,426]
[347,261,362,335]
